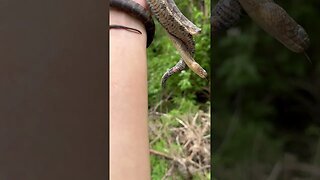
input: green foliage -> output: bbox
[218,123,283,163]
[147,0,211,178]
[213,0,320,179]
[150,105,210,179]
[147,0,211,108]
[151,155,169,180]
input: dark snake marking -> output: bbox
[212,0,310,54]
[110,0,155,47]
[212,0,245,36]
[165,0,201,35]
[147,0,207,87]
[238,0,309,53]
[161,59,186,88]
[111,0,207,88]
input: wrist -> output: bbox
[109,0,148,30]
[109,0,155,47]
[132,0,148,9]
[110,9,145,33]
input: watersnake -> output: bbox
[110,0,310,88]
[110,0,207,88]
[212,0,310,53]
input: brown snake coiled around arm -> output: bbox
[109,0,155,47]
[110,0,207,88]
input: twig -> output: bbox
[150,149,174,160]
[216,90,243,153]
[192,112,199,126]
[192,165,211,172]
[267,161,282,180]
[161,164,175,180]
[150,127,163,146]
[151,91,173,113]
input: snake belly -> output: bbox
[146,0,207,87]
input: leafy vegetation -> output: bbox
[147,0,211,108]
[147,0,211,179]
[147,0,320,179]
[213,0,320,179]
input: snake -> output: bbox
[147,0,207,87]
[110,0,155,47]
[212,0,245,36]
[110,0,207,88]
[111,0,310,88]
[212,0,310,53]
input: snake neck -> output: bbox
[147,0,196,52]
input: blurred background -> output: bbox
[212,0,320,179]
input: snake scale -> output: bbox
[212,0,310,54]
[147,0,208,87]
[111,0,310,88]
[110,0,207,88]
[212,0,245,36]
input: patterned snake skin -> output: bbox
[146,0,207,87]
[212,0,310,53]
[110,0,207,88]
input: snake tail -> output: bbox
[161,59,186,88]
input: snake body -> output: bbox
[110,0,207,87]
[212,0,310,53]
[165,0,201,35]
[212,0,244,35]
[238,0,309,53]
[111,0,310,88]
[110,0,155,47]
[146,0,207,87]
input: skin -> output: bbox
[110,1,150,179]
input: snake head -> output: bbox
[190,61,207,78]
[297,25,310,50]
[189,27,202,35]
[195,66,207,78]
[198,69,207,78]
[284,24,310,53]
